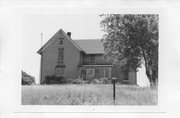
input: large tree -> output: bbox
[100,14,158,87]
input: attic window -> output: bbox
[59,38,64,45]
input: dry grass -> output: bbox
[21,84,157,105]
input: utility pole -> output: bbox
[41,32,43,47]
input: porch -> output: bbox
[79,65,114,81]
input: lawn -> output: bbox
[21,84,157,105]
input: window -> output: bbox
[87,68,93,75]
[95,68,111,78]
[57,48,64,65]
[105,68,110,78]
[89,55,95,64]
[81,69,86,76]
[123,70,129,80]
[59,38,64,45]
[95,68,100,78]
[55,68,64,76]
[80,68,94,80]
[86,68,94,79]
[99,68,104,78]
[59,40,63,45]
[81,69,87,80]
[58,48,64,60]
[81,69,86,80]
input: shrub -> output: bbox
[44,75,54,84]
[90,78,111,84]
[65,79,73,84]
[22,70,35,85]
[56,76,66,84]
[44,75,66,84]
[72,77,87,84]
[90,79,100,84]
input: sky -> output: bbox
[22,14,104,84]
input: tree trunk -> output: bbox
[142,49,157,88]
[146,67,157,87]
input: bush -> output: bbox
[71,77,111,84]
[90,78,111,84]
[44,75,66,84]
[72,77,87,84]
[90,79,100,84]
[22,71,35,85]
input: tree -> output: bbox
[22,70,35,85]
[100,14,158,87]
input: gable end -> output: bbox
[37,29,84,54]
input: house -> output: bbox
[37,29,137,84]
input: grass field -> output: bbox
[22,84,157,105]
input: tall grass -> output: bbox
[22,84,157,105]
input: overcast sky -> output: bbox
[22,14,104,83]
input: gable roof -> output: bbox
[37,29,105,54]
[74,39,104,54]
[37,29,83,54]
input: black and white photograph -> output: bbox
[21,14,158,105]
[1,0,180,118]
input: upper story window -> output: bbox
[59,38,64,46]
[58,48,64,60]
[57,48,64,65]
[89,55,95,64]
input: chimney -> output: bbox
[67,32,71,38]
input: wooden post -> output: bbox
[112,77,116,105]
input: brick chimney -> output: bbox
[67,32,71,38]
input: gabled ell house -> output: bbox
[37,29,137,84]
